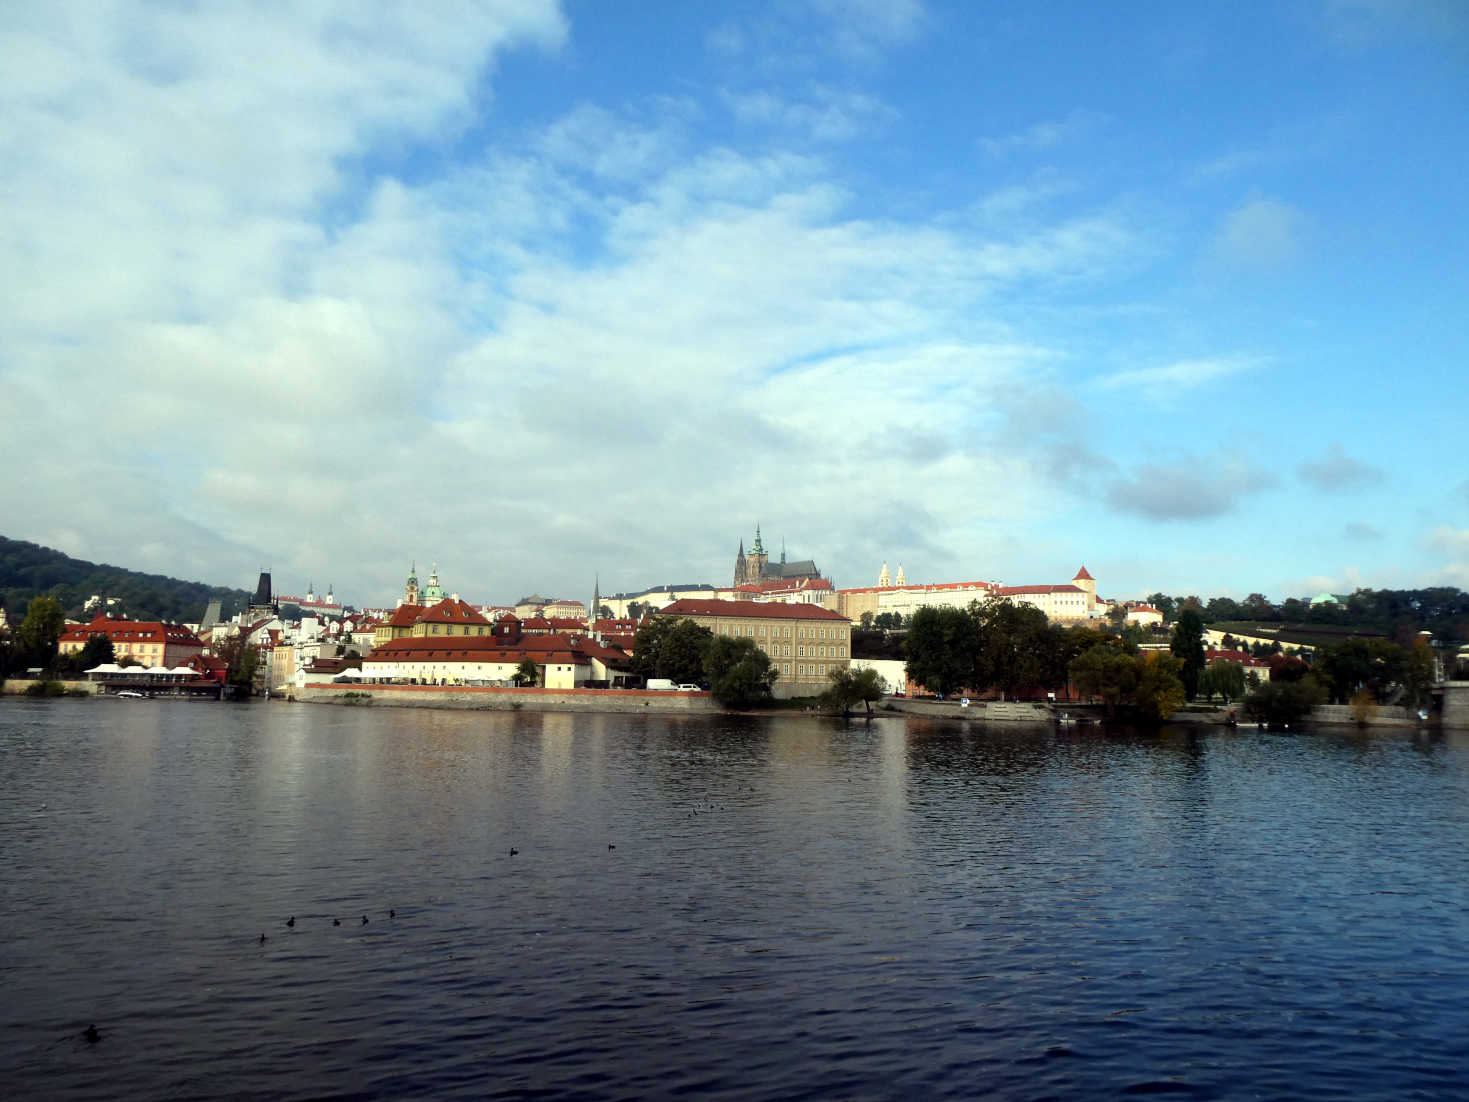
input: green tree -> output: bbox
[972,597,1065,700]
[1145,592,1178,621]
[1244,676,1325,729]
[821,666,885,717]
[630,617,714,683]
[859,611,874,629]
[1133,652,1187,720]
[905,605,977,697]
[1199,660,1246,704]
[512,658,539,687]
[1170,608,1206,700]
[16,595,65,670]
[1068,643,1139,719]
[1401,638,1435,712]
[704,635,777,707]
[1314,638,1407,703]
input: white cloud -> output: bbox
[1209,195,1308,270]
[805,0,927,60]
[1096,356,1263,400]
[724,85,898,142]
[0,2,1195,605]
[980,112,1107,158]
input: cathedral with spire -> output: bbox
[733,526,823,587]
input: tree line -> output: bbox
[0,535,251,625]
[1143,586,1469,644]
[902,598,1198,720]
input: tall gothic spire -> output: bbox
[752,524,765,555]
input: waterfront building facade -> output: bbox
[656,598,852,699]
[59,615,205,667]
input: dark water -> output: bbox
[4,700,1469,1100]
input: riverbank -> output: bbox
[295,681,720,714]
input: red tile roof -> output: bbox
[364,632,631,667]
[386,604,426,627]
[660,599,849,621]
[1073,565,1094,581]
[60,615,202,647]
[417,598,490,625]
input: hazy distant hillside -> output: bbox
[0,535,251,625]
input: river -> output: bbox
[4,698,1469,1099]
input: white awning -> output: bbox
[170,666,199,676]
[86,663,124,674]
[143,665,173,675]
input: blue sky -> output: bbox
[1,0,1465,609]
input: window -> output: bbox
[798,646,805,657]
[782,663,790,675]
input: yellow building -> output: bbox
[657,598,852,699]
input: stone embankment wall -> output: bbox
[1310,703,1419,728]
[297,683,719,714]
[1,679,97,696]
[1441,683,1469,729]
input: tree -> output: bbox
[859,611,874,630]
[1244,677,1325,729]
[821,666,885,717]
[1401,638,1435,712]
[1199,660,1246,704]
[512,658,539,687]
[1105,604,1128,631]
[1146,593,1177,621]
[598,603,613,619]
[972,597,1065,700]
[627,601,649,621]
[905,606,977,697]
[630,617,713,684]
[16,595,65,671]
[1068,644,1139,719]
[704,635,777,707]
[1133,652,1187,720]
[1170,609,1206,700]
[1314,638,1407,704]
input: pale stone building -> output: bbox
[657,598,851,699]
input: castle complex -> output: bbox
[733,526,823,588]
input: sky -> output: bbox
[2,0,1466,610]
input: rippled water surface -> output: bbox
[4,699,1469,1099]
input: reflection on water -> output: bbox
[4,700,1469,1099]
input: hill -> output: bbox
[0,535,252,625]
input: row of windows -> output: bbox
[715,622,849,641]
[762,644,846,658]
[780,662,834,679]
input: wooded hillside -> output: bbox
[0,535,251,625]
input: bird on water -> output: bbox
[84,1025,100,1044]
[361,915,369,925]
[258,933,267,944]
[332,918,340,927]
[389,909,395,918]
[509,847,519,856]
[286,916,295,928]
